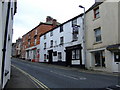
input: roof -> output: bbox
[22,22,53,37]
[86,2,103,13]
[40,13,84,37]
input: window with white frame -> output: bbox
[60,37,64,45]
[44,34,46,39]
[58,52,62,61]
[50,31,53,36]
[60,25,63,32]
[44,43,46,49]
[72,18,77,27]
[72,26,79,41]
[94,50,105,67]
[35,29,37,35]
[50,40,53,47]
[72,49,80,60]
[94,27,102,42]
[44,54,47,62]
[34,37,37,45]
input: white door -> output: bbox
[113,52,120,72]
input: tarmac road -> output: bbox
[11,58,119,89]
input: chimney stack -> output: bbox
[52,19,57,28]
[46,16,53,22]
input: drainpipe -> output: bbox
[1,2,11,89]
[79,5,87,68]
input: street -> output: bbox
[11,58,119,89]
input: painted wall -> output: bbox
[0,0,16,88]
[85,1,120,72]
[40,16,85,65]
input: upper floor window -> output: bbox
[94,7,100,19]
[72,26,79,41]
[35,29,38,35]
[60,25,63,32]
[34,38,37,45]
[44,34,46,39]
[50,31,53,36]
[60,37,64,45]
[72,19,77,27]
[44,43,46,49]
[50,40,53,47]
[94,27,102,42]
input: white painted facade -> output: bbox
[25,45,40,62]
[0,0,17,89]
[40,14,85,67]
[86,0,120,72]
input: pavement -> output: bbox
[4,66,38,89]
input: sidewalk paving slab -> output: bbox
[4,66,38,89]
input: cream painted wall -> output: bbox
[86,2,119,50]
[118,1,120,44]
[0,1,2,88]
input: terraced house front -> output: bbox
[86,0,120,72]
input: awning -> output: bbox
[106,44,120,52]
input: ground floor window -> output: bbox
[94,50,105,67]
[72,49,80,60]
[33,49,36,59]
[114,52,120,62]
[27,51,29,58]
[58,52,62,61]
[44,54,47,62]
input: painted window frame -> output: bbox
[94,27,102,42]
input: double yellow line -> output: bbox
[12,65,50,90]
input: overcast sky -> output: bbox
[12,0,95,43]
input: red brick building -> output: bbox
[21,16,60,62]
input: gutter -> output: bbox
[1,2,11,88]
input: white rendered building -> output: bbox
[0,0,17,89]
[40,14,85,67]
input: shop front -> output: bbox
[65,44,84,67]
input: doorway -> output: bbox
[48,50,53,64]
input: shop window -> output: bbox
[94,50,105,67]
[72,49,80,60]
[114,52,120,62]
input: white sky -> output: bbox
[12,0,95,43]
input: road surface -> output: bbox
[11,58,119,89]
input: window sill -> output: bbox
[72,40,77,42]
[93,41,102,45]
[93,17,100,21]
[59,43,63,46]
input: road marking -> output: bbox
[106,88,113,90]
[50,70,86,80]
[12,65,50,90]
[116,85,120,88]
